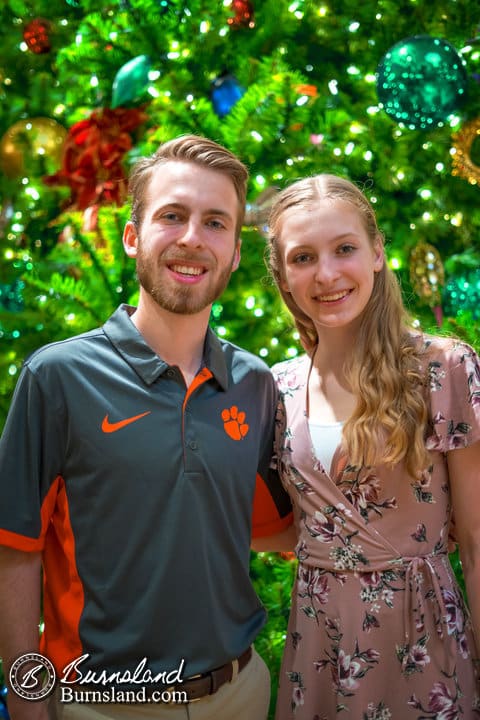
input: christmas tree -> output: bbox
[0,1,478,716]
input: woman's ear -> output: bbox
[123,221,139,258]
[373,240,384,272]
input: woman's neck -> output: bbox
[308,336,357,423]
[312,325,357,375]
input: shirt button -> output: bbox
[188,441,198,450]
[166,369,175,377]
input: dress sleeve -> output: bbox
[426,339,480,452]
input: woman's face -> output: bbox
[277,199,384,334]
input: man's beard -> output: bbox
[135,246,236,315]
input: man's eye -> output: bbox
[208,219,225,229]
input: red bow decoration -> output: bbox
[44,107,147,211]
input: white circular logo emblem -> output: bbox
[9,652,56,701]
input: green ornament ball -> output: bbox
[443,270,480,319]
[376,35,467,129]
[112,55,152,109]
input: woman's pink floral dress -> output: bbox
[272,336,480,720]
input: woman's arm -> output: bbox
[448,439,480,656]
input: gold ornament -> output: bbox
[0,117,67,179]
[451,118,480,185]
[409,242,445,306]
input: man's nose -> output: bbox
[176,219,204,248]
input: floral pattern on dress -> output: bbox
[408,678,471,719]
[313,616,380,707]
[336,465,397,522]
[272,337,480,719]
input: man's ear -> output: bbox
[123,221,139,258]
[232,239,242,272]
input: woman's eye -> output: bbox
[338,244,355,255]
[293,253,312,264]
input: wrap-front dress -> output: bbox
[272,336,480,719]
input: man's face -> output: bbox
[124,161,241,315]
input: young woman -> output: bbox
[266,174,480,719]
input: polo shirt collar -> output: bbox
[103,305,229,389]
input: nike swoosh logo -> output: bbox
[101,411,151,433]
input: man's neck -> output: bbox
[130,296,211,386]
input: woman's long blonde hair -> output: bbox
[267,174,430,477]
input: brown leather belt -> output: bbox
[68,647,253,704]
[165,646,252,702]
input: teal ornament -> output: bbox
[112,55,152,108]
[0,279,24,312]
[157,0,175,13]
[442,269,480,319]
[376,35,467,129]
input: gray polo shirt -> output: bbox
[0,305,292,681]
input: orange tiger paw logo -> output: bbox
[222,405,249,440]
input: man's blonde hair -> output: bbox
[128,134,249,238]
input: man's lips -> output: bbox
[169,263,206,277]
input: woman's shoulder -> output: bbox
[416,332,479,369]
[270,353,310,388]
[409,332,480,401]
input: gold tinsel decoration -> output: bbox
[451,118,480,185]
[409,242,445,306]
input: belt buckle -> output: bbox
[187,673,205,704]
[231,658,239,683]
[179,672,205,704]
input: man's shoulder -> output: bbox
[24,326,105,372]
[216,336,271,375]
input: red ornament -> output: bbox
[43,107,148,211]
[227,0,255,29]
[23,18,52,54]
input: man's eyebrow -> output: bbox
[206,208,234,219]
[151,203,234,220]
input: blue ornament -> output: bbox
[0,685,9,720]
[211,73,245,117]
[111,55,152,109]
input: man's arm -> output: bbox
[251,524,297,552]
[0,546,49,720]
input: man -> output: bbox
[0,135,292,720]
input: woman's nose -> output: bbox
[313,258,339,284]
